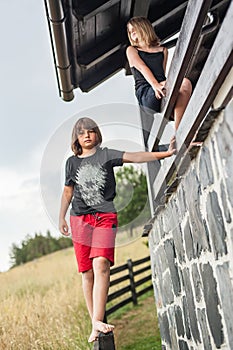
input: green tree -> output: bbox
[10,231,73,268]
[114,165,150,236]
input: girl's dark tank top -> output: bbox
[130,49,166,91]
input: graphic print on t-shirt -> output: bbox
[75,163,107,206]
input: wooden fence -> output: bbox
[106,255,153,317]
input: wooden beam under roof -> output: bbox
[132,0,151,17]
[152,1,188,27]
[73,0,120,20]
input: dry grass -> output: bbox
[0,237,150,349]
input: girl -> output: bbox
[126,16,192,130]
[59,117,175,343]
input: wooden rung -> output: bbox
[93,331,116,350]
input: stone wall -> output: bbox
[149,100,233,350]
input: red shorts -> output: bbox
[70,212,118,272]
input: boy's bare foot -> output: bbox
[88,320,114,342]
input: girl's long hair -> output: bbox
[71,117,102,156]
[127,16,160,47]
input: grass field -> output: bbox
[0,236,161,349]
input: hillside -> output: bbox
[0,236,151,349]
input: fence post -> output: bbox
[93,331,116,350]
[127,259,137,306]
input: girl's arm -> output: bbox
[123,138,176,163]
[126,46,166,99]
[163,47,168,73]
[59,185,74,236]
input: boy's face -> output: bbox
[77,128,97,149]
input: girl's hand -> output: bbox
[168,136,176,155]
[154,82,166,99]
[59,218,70,236]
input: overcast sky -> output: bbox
[0,0,138,271]
[0,0,175,272]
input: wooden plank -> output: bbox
[79,0,120,20]
[132,255,150,266]
[77,16,96,55]
[107,285,131,302]
[109,275,129,287]
[133,266,151,276]
[132,0,150,17]
[120,0,132,22]
[152,1,233,203]
[135,275,152,287]
[145,161,161,214]
[148,0,212,151]
[106,296,133,316]
[152,2,188,27]
[136,285,153,298]
[110,263,128,275]
[78,43,123,69]
[79,51,124,92]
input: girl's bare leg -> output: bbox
[82,269,94,318]
[88,257,114,342]
[174,77,192,130]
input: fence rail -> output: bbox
[106,256,153,317]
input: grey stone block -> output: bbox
[184,169,210,257]
[163,202,177,233]
[197,308,212,350]
[162,271,174,305]
[225,100,233,135]
[178,339,189,350]
[184,219,195,261]
[220,180,231,223]
[168,306,179,350]
[216,263,233,348]
[175,305,185,337]
[182,268,201,343]
[182,296,191,340]
[211,139,220,180]
[176,184,187,219]
[200,263,224,348]
[155,245,168,275]
[199,145,214,188]
[164,239,181,296]
[215,119,233,207]
[192,263,202,303]
[206,190,227,258]
[173,224,186,264]
[159,312,172,348]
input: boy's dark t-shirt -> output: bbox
[65,147,124,215]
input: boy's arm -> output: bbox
[123,138,176,163]
[59,185,74,236]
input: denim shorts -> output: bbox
[136,85,161,113]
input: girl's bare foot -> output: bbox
[88,320,114,342]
